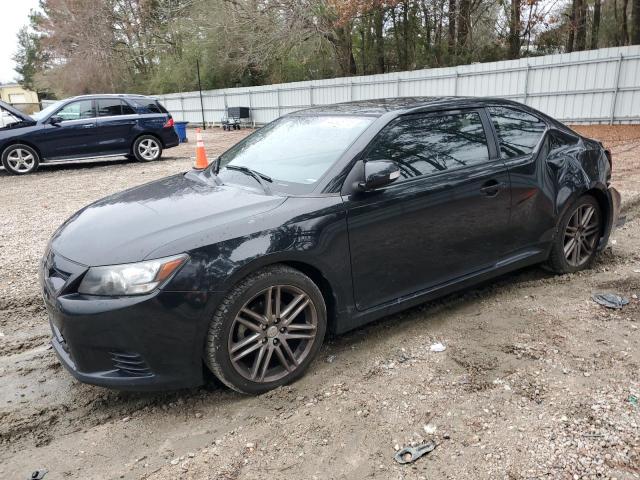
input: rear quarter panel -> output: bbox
[135,115,178,148]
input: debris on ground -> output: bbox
[591,293,630,309]
[629,395,638,407]
[423,424,437,435]
[430,342,447,352]
[393,442,436,464]
[27,469,47,480]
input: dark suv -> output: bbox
[0,94,179,175]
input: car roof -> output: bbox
[67,94,153,101]
[290,96,540,117]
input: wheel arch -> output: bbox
[131,131,164,151]
[584,187,611,238]
[1,138,43,160]
[214,257,340,335]
[279,260,338,334]
[555,186,611,247]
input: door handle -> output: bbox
[81,123,95,128]
[480,180,505,197]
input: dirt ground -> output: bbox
[0,125,639,480]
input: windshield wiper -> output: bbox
[224,165,273,195]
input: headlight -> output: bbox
[78,254,188,296]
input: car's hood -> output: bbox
[50,172,286,266]
[0,100,34,123]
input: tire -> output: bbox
[132,135,162,162]
[205,265,327,394]
[546,195,602,274]
[1,144,40,175]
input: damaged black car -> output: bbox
[40,97,620,394]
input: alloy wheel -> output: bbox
[138,139,160,160]
[563,204,600,267]
[7,148,35,173]
[228,285,318,383]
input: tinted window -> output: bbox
[366,111,490,180]
[548,130,578,154]
[57,100,94,121]
[122,101,136,115]
[97,99,124,117]
[488,106,546,158]
[130,99,164,114]
[154,101,169,114]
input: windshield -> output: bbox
[217,115,374,194]
[32,101,65,121]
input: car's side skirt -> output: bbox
[333,247,549,334]
[42,153,129,163]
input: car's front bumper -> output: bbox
[41,250,217,391]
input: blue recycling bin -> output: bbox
[173,121,189,143]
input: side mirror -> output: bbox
[358,160,400,191]
[49,115,62,125]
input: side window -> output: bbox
[56,100,94,121]
[548,130,579,154]
[131,99,164,114]
[121,101,136,115]
[97,99,124,117]
[144,102,161,113]
[488,106,546,158]
[366,111,490,180]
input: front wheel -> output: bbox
[132,135,162,162]
[546,195,602,274]
[1,144,40,175]
[205,265,327,394]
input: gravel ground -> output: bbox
[0,125,639,480]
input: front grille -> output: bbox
[110,351,152,377]
[42,249,82,296]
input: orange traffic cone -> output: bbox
[194,128,209,169]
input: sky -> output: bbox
[0,0,41,84]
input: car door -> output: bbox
[36,99,98,159]
[94,98,138,155]
[342,109,512,311]
[485,106,552,255]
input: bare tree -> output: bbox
[590,0,601,49]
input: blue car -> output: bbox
[0,94,179,175]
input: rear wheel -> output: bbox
[132,135,162,162]
[546,195,602,273]
[205,265,326,394]
[1,144,40,175]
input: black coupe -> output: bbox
[41,97,620,394]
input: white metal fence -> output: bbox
[154,45,640,126]
[41,46,639,125]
